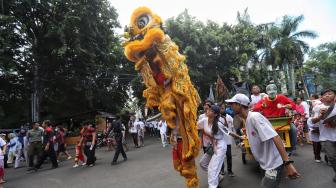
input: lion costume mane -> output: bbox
[123,7,201,188]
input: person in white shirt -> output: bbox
[136,119,145,147]
[147,121,154,137]
[198,100,213,121]
[308,102,322,162]
[158,119,168,147]
[153,120,160,138]
[128,113,139,148]
[13,135,22,169]
[250,85,267,106]
[23,135,29,166]
[226,93,300,188]
[7,133,17,164]
[0,135,7,184]
[310,89,336,183]
[198,105,243,188]
[198,100,213,153]
[219,103,235,177]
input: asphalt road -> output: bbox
[3,136,336,188]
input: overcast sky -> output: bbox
[108,0,336,48]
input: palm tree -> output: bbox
[274,15,317,97]
[258,23,281,80]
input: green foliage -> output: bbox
[0,0,131,128]
[304,42,336,89]
[165,9,263,99]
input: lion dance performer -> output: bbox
[123,7,201,188]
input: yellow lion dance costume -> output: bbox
[123,7,201,188]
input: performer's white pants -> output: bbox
[24,148,29,166]
[14,149,22,168]
[160,133,167,147]
[199,140,226,188]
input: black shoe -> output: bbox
[111,161,117,165]
[27,167,35,171]
[333,175,336,183]
[28,167,38,172]
[123,158,127,162]
[228,171,235,177]
[50,166,58,170]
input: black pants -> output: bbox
[35,146,58,168]
[112,137,127,162]
[84,145,96,165]
[226,145,232,172]
[221,145,233,173]
[312,141,321,160]
[131,133,138,147]
[323,141,336,174]
[4,154,8,168]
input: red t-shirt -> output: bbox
[295,104,305,115]
[252,94,296,118]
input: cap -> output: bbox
[321,89,336,96]
[225,93,250,107]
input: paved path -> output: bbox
[4,136,336,188]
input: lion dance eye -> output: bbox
[137,14,151,29]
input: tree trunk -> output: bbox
[298,63,309,99]
[32,61,40,122]
[289,63,296,97]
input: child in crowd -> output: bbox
[73,141,85,168]
[293,112,304,146]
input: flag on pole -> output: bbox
[216,75,229,102]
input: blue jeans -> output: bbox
[289,123,297,150]
[261,165,284,188]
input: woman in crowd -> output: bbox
[293,112,305,146]
[295,97,312,144]
[80,124,96,167]
[198,105,243,188]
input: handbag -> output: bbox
[205,144,214,155]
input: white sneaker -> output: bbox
[67,156,72,160]
[219,174,224,182]
[73,164,79,168]
[81,163,86,166]
[315,160,321,163]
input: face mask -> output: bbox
[266,84,278,99]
